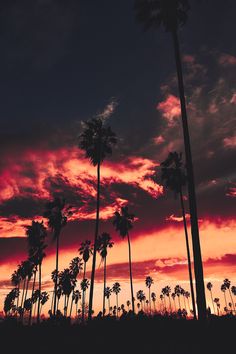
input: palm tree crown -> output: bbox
[97,232,114,259]
[134,0,190,32]
[113,206,135,238]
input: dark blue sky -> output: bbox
[0,0,235,142]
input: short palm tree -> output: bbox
[134,0,206,320]
[145,276,153,313]
[206,282,216,315]
[137,290,146,311]
[112,282,121,317]
[104,287,112,314]
[97,232,114,316]
[113,206,135,312]
[44,196,71,316]
[79,116,117,320]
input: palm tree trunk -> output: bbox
[116,294,119,317]
[169,296,172,313]
[171,29,206,320]
[108,298,111,314]
[76,301,78,318]
[149,288,151,314]
[210,290,216,314]
[180,188,197,320]
[223,292,227,309]
[229,289,236,313]
[37,263,42,324]
[53,233,60,316]
[82,262,86,322]
[29,270,36,325]
[178,296,181,310]
[88,161,100,320]
[127,232,135,313]
[103,256,106,316]
[21,279,26,309]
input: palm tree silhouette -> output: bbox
[206,282,216,315]
[104,287,112,314]
[79,240,93,321]
[113,206,135,313]
[79,117,117,320]
[44,197,71,316]
[137,290,145,311]
[80,278,90,321]
[26,220,47,324]
[145,276,153,313]
[221,284,228,310]
[214,297,220,316]
[134,0,206,320]
[11,269,21,312]
[223,279,236,314]
[174,285,182,310]
[97,232,114,316]
[112,282,121,317]
[159,152,197,319]
[151,292,156,312]
[40,291,49,316]
[59,268,76,317]
[171,292,177,312]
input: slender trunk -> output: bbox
[223,292,228,310]
[37,263,42,324]
[178,296,181,310]
[210,290,216,315]
[164,296,167,311]
[70,298,74,317]
[180,189,197,320]
[171,30,206,320]
[53,233,60,316]
[50,290,54,312]
[229,289,236,313]
[103,256,106,316]
[149,288,151,314]
[168,296,172,313]
[173,298,176,312]
[108,298,111,314]
[127,232,135,313]
[88,162,100,320]
[82,262,86,322]
[183,295,186,309]
[29,270,36,325]
[116,294,119,317]
[21,279,26,309]
[76,301,78,318]
[24,277,29,306]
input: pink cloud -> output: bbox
[223,136,236,149]
[156,95,181,126]
[219,53,236,66]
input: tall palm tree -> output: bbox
[206,282,216,315]
[113,206,135,312]
[25,220,47,324]
[134,0,206,320]
[159,152,197,319]
[145,276,153,313]
[112,282,121,317]
[223,279,236,314]
[104,287,112,314]
[79,117,117,320]
[44,196,71,316]
[97,232,114,316]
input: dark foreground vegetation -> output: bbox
[0,314,235,354]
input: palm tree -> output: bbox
[44,196,71,316]
[59,269,75,317]
[40,292,49,315]
[11,269,21,312]
[137,290,145,311]
[214,298,220,316]
[79,116,117,320]
[171,293,177,312]
[113,206,135,312]
[145,276,153,313]
[223,279,236,314]
[184,291,191,314]
[162,286,172,312]
[151,292,156,312]
[159,152,197,319]
[112,282,121,317]
[80,278,90,322]
[97,232,114,316]
[104,287,112,314]
[25,220,47,324]
[174,285,182,310]
[79,240,93,321]
[206,282,216,315]
[134,0,206,320]
[221,284,228,310]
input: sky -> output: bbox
[0,0,236,315]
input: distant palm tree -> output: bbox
[206,282,216,315]
[221,284,228,309]
[184,291,191,314]
[134,0,206,320]
[40,292,49,315]
[79,116,117,320]
[151,292,156,312]
[25,220,47,324]
[79,240,93,321]
[214,298,220,316]
[104,287,112,314]
[112,282,121,317]
[11,269,21,312]
[59,268,76,316]
[137,290,145,311]
[159,152,197,319]
[145,276,153,313]
[162,286,172,312]
[80,278,90,321]
[223,279,236,314]
[174,285,182,309]
[97,232,114,316]
[126,300,131,311]
[113,206,135,312]
[44,196,71,316]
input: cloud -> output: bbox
[219,53,236,66]
[156,95,181,127]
